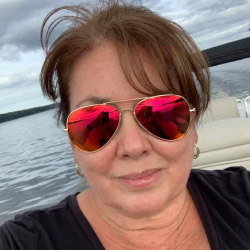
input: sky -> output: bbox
[0,0,250,114]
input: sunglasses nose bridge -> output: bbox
[120,108,134,114]
[119,108,137,124]
[120,108,135,119]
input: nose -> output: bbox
[116,110,152,159]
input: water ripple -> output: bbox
[0,110,86,225]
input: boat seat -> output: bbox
[200,96,240,123]
[192,97,250,170]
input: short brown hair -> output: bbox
[40,1,210,124]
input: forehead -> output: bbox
[69,42,167,110]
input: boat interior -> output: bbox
[192,37,250,171]
[193,96,250,170]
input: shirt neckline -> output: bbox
[187,170,220,250]
[67,192,105,250]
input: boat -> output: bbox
[192,37,250,170]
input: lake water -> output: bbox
[0,110,87,225]
[1,58,250,225]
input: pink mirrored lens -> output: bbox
[135,96,190,140]
[68,105,119,152]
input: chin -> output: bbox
[119,192,172,218]
[109,182,181,218]
[115,170,189,218]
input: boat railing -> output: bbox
[236,96,250,118]
[244,96,250,118]
[236,99,246,117]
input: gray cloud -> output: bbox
[143,0,250,49]
[0,76,35,90]
[1,0,250,61]
[0,0,78,61]
[0,45,21,61]
[179,1,250,48]
[181,0,248,13]
[0,69,39,91]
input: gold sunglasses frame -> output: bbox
[64,94,196,153]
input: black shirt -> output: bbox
[0,167,250,250]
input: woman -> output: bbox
[1,1,250,250]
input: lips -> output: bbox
[117,168,162,188]
[119,169,160,179]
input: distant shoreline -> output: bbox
[0,104,57,123]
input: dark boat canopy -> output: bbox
[202,37,250,67]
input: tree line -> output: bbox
[0,104,57,123]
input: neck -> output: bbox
[79,188,193,250]
[96,187,190,230]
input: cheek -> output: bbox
[154,127,196,166]
[155,129,196,193]
[72,144,116,175]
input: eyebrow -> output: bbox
[75,96,111,108]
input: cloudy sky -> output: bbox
[0,0,250,114]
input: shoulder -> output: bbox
[0,195,73,250]
[189,167,250,249]
[189,166,250,219]
[190,166,249,178]
[190,166,250,185]
[0,193,103,250]
[189,166,250,201]
[190,166,250,191]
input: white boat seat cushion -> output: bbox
[201,96,240,123]
[193,118,250,170]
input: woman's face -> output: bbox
[69,42,198,217]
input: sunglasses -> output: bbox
[64,94,196,152]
